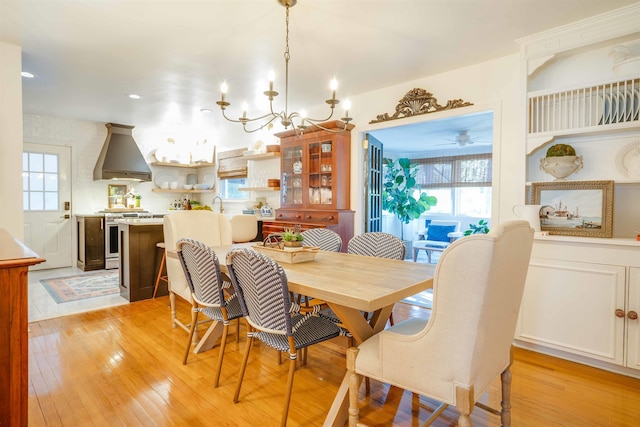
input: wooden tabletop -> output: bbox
[170,244,435,314]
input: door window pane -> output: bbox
[23,150,60,211]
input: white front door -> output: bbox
[23,143,72,270]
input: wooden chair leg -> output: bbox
[182,309,198,365]
[152,250,166,298]
[213,323,229,388]
[233,325,254,403]
[455,385,474,427]
[281,355,297,427]
[500,364,513,426]
[347,347,361,427]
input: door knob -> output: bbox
[628,311,638,320]
[615,309,625,318]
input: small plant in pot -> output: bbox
[281,225,304,249]
[540,143,583,181]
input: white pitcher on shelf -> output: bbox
[512,204,542,232]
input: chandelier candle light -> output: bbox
[216,0,352,135]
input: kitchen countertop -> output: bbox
[115,218,164,225]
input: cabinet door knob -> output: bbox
[307,215,312,219]
[615,309,625,318]
[628,311,638,320]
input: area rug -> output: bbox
[400,289,433,309]
[40,271,119,303]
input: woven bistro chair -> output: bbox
[300,228,342,252]
[319,232,406,328]
[347,231,406,259]
[176,238,244,387]
[226,248,342,427]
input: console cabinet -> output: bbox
[516,237,640,377]
[267,121,355,250]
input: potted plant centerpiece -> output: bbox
[281,225,304,249]
[382,158,437,257]
[540,143,583,181]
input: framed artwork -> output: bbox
[108,184,128,208]
[531,180,614,238]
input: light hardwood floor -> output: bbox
[28,297,640,426]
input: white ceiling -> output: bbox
[1,0,636,146]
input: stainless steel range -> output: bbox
[103,211,156,269]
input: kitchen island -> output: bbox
[116,218,167,301]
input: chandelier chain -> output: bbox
[215,0,352,137]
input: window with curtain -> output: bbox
[413,153,492,217]
[217,148,248,199]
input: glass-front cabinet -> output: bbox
[266,121,355,251]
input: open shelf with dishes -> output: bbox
[527,77,639,153]
[151,189,215,194]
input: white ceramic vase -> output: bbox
[539,155,584,181]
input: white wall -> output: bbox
[20,52,526,238]
[0,41,24,238]
[340,54,525,234]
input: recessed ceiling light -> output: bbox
[200,108,212,113]
[21,72,36,78]
[128,94,141,99]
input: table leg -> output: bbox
[323,303,394,426]
[193,320,224,353]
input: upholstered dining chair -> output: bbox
[163,211,233,336]
[300,228,342,252]
[226,248,342,427]
[346,220,534,427]
[230,214,258,243]
[176,238,243,387]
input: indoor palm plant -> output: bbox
[382,158,437,242]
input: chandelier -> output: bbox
[216,0,352,135]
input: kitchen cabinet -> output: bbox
[76,215,105,271]
[118,219,166,301]
[268,120,355,250]
[515,237,640,377]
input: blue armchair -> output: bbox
[413,220,462,262]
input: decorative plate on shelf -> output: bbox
[154,172,177,187]
[202,173,216,189]
[615,141,640,179]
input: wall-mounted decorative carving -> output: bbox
[369,88,473,124]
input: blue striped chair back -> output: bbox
[300,228,342,252]
[176,238,226,307]
[226,248,293,335]
[347,232,405,260]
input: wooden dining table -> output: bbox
[169,244,435,426]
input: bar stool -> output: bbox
[153,242,168,298]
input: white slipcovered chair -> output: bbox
[163,211,233,336]
[347,220,534,426]
[230,214,258,243]
[413,219,462,263]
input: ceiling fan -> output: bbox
[436,130,479,147]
